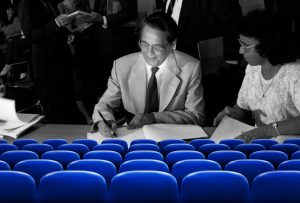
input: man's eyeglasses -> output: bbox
[238,38,257,52]
[138,40,169,53]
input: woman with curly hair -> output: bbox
[214,10,300,142]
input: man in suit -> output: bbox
[18,0,79,123]
[162,0,241,61]
[93,12,205,137]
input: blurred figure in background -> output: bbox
[18,0,80,123]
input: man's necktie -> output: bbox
[167,0,175,15]
[145,67,159,113]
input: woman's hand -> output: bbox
[213,106,232,126]
[235,125,276,142]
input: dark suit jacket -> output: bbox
[18,0,73,81]
[163,0,242,60]
[92,0,137,27]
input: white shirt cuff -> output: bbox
[102,16,108,29]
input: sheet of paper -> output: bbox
[143,124,208,142]
[0,116,44,139]
[0,98,39,130]
[87,127,145,145]
[210,116,255,143]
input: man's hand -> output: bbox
[97,120,117,137]
[82,12,103,24]
[235,125,275,143]
[127,114,156,129]
[55,14,72,27]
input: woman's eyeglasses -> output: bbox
[238,38,257,52]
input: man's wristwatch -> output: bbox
[272,122,280,137]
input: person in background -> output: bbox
[18,0,80,123]
[162,0,243,125]
[214,10,300,142]
[93,12,205,137]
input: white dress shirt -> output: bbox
[165,0,183,25]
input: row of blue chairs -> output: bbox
[1,156,300,188]
[1,169,300,203]
[2,138,300,153]
[2,147,300,170]
[1,138,300,159]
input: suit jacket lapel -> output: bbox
[159,51,180,111]
[128,54,147,113]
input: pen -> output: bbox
[97,110,117,137]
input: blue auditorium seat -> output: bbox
[283,138,300,147]
[252,139,278,149]
[225,159,274,186]
[128,144,160,152]
[41,150,80,169]
[130,139,157,146]
[270,143,300,158]
[292,151,300,159]
[220,139,244,149]
[0,160,10,170]
[110,171,178,203]
[93,144,125,156]
[199,143,230,157]
[0,144,18,155]
[159,139,185,152]
[163,143,195,155]
[13,139,38,150]
[43,139,68,150]
[180,171,250,203]
[165,150,205,167]
[249,150,288,169]
[102,139,128,152]
[23,143,53,157]
[58,143,89,158]
[0,171,37,203]
[14,159,63,187]
[72,139,98,151]
[0,140,8,144]
[234,143,265,157]
[252,171,300,203]
[278,160,300,170]
[189,139,215,151]
[208,150,246,169]
[83,150,123,168]
[39,171,108,203]
[119,159,169,173]
[124,150,164,161]
[67,159,117,186]
[0,150,39,168]
[171,159,221,188]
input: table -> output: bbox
[3,124,215,143]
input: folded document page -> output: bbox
[0,97,43,138]
[87,124,208,144]
[210,116,255,143]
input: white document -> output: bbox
[210,115,300,143]
[210,116,255,143]
[0,98,43,138]
[87,124,208,145]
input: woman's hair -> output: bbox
[139,11,179,44]
[239,9,298,65]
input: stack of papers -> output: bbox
[87,124,208,145]
[0,98,43,139]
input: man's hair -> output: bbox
[139,11,179,43]
[240,9,298,65]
